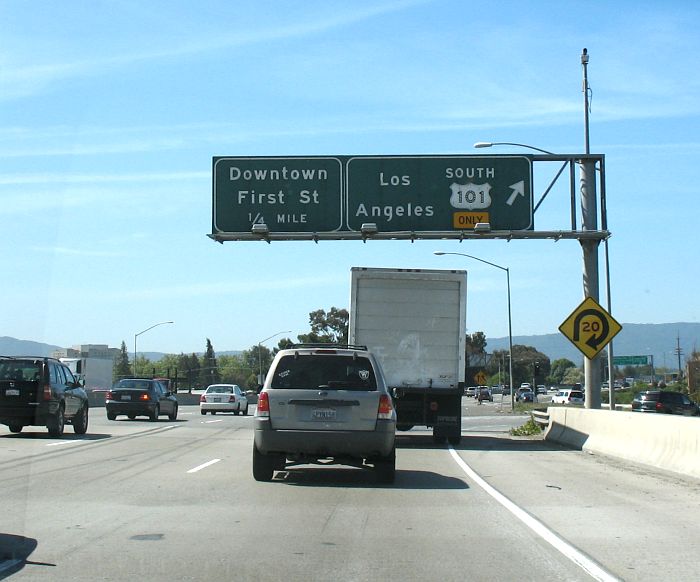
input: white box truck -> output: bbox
[60,357,114,391]
[349,267,467,444]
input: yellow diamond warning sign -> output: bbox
[559,297,622,360]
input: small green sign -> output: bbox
[613,355,648,366]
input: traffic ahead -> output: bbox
[2,401,699,581]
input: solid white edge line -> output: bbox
[448,447,621,582]
[187,459,221,474]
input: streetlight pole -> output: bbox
[474,141,556,156]
[257,330,292,387]
[133,321,174,377]
[434,251,515,411]
[474,127,607,409]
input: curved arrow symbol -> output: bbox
[506,181,525,206]
[572,309,610,350]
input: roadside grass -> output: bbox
[509,416,542,436]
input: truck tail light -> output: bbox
[257,392,270,417]
[377,394,393,419]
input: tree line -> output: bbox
[112,307,646,391]
[112,308,349,390]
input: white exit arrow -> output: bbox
[506,181,525,206]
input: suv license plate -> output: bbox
[6,389,20,396]
[312,408,336,421]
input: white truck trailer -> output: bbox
[349,267,467,444]
[60,357,114,391]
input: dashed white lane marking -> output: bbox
[448,446,620,582]
[187,459,221,474]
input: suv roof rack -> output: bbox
[290,343,368,351]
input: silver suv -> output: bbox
[253,345,396,483]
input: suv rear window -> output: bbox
[569,391,584,399]
[270,354,377,391]
[0,360,41,382]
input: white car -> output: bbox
[551,389,584,405]
[200,384,249,415]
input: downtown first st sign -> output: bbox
[211,155,533,241]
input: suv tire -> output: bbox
[150,405,159,422]
[73,404,89,435]
[9,423,23,433]
[252,444,275,482]
[47,405,65,437]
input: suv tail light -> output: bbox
[655,401,663,411]
[257,392,270,417]
[377,394,393,419]
[42,383,52,401]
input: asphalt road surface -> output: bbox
[1,403,699,581]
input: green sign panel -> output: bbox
[613,355,649,366]
[346,155,532,232]
[211,155,533,240]
[213,157,343,235]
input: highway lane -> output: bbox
[1,405,699,581]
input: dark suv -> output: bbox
[632,390,699,415]
[254,345,396,483]
[0,356,89,436]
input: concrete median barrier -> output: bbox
[545,407,700,480]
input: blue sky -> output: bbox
[2,0,699,356]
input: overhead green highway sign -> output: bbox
[212,157,344,236]
[211,155,533,241]
[346,155,532,233]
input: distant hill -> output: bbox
[2,323,698,370]
[0,336,62,357]
[487,322,700,370]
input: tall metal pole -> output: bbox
[133,321,174,377]
[580,48,602,408]
[434,251,514,411]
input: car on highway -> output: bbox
[200,383,249,415]
[105,378,178,421]
[536,385,547,394]
[516,389,535,403]
[465,386,478,398]
[253,344,396,483]
[477,386,493,402]
[551,389,585,405]
[631,390,699,415]
[0,356,89,437]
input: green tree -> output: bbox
[199,338,221,387]
[549,358,577,385]
[113,340,132,382]
[511,345,550,386]
[297,307,349,344]
[466,332,488,355]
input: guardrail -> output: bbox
[545,408,700,480]
[530,409,550,428]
